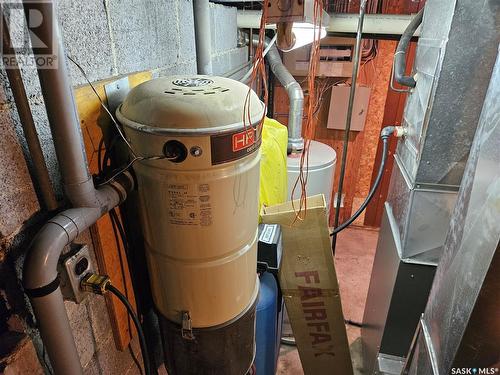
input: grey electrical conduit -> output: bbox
[393,7,424,88]
[247,35,304,152]
[17,1,135,374]
[1,13,58,211]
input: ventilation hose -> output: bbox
[393,7,424,88]
[331,126,394,236]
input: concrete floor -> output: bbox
[276,227,379,375]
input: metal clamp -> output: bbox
[181,311,195,340]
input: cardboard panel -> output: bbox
[261,195,353,374]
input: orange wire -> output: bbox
[243,0,270,140]
[291,0,324,223]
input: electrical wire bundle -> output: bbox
[290,0,324,222]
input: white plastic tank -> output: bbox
[287,140,337,214]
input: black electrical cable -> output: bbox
[330,126,394,237]
[345,319,363,328]
[106,283,152,375]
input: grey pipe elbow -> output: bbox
[23,208,101,375]
[23,208,101,289]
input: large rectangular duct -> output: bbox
[362,0,500,373]
[404,44,500,375]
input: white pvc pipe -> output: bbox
[237,10,421,37]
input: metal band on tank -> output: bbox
[116,103,265,137]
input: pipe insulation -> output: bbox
[193,0,213,75]
[237,11,421,37]
[251,35,304,152]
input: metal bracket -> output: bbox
[104,76,130,115]
[181,311,195,340]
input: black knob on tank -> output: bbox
[163,140,188,163]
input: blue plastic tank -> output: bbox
[255,272,279,375]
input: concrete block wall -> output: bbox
[0,0,246,373]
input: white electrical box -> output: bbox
[327,85,371,131]
[283,37,355,77]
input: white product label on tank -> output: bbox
[259,224,276,244]
[167,183,212,226]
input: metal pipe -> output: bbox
[251,35,304,152]
[1,13,58,211]
[193,0,213,75]
[393,7,424,88]
[237,10,421,37]
[331,0,368,254]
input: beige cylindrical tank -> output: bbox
[117,76,264,328]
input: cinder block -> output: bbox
[211,47,248,76]
[210,4,237,53]
[179,0,197,62]
[108,0,179,74]
[0,110,39,238]
[87,293,113,350]
[28,102,63,198]
[57,0,115,85]
[83,356,100,375]
[65,299,95,368]
[154,60,197,77]
[95,334,138,375]
[1,334,44,375]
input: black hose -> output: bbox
[106,284,152,375]
[331,127,394,237]
[393,7,424,88]
[345,319,363,328]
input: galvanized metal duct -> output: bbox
[238,10,422,37]
[251,35,304,152]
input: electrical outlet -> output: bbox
[59,245,94,303]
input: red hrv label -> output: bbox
[232,129,255,152]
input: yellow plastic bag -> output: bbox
[259,118,288,217]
